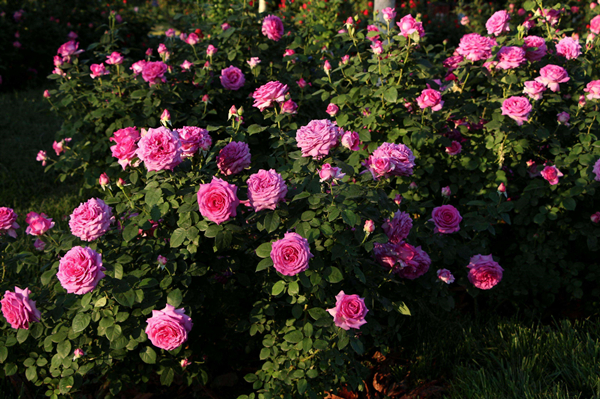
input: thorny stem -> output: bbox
[397,37,411,85]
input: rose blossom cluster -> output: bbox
[146,304,193,351]
[296,119,340,160]
[69,198,113,241]
[57,246,105,295]
[270,232,313,276]
[364,142,416,180]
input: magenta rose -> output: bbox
[280,99,298,114]
[456,33,496,62]
[522,36,547,62]
[416,86,443,111]
[1,287,41,329]
[523,80,546,100]
[318,163,345,182]
[591,15,600,34]
[176,126,211,158]
[535,65,570,92]
[57,40,84,62]
[326,291,368,331]
[110,127,140,170]
[443,54,464,71]
[326,103,339,117]
[217,141,251,176]
[296,119,340,160]
[486,10,510,36]
[141,61,168,86]
[467,254,503,290]
[396,243,431,280]
[145,304,193,351]
[365,142,416,179]
[501,96,532,126]
[252,81,289,111]
[437,269,455,284]
[136,127,182,171]
[382,211,413,243]
[247,169,288,212]
[593,158,600,181]
[270,232,313,276]
[430,205,462,234]
[445,141,462,155]
[220,65,245,91]
[25,212,54,236]
[69,198,113,241]
[495,46,525,69]
[397,14,425,38]
[57,246,105,295]
[262,15,284,41]
[540,165,563,185]
[106,51,124,65]
[90,63,109,79]
[0,207,20,238]
[584,80,600,100]
[556,37,581,60]
[197,177,239,225]
[341,130,360,151]
[130,60,146,75]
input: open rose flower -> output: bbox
[437,269,455,284]
[326,291,368,331]
[535,65,570,92]
[584,80,600,100]
[197,177,239,225]
[296,119,340,160]
[486,10,510,36]
[217,141,251,176]
[523,36,547,62]
[90,63,109,79]
[280,99,298,114]
[262,15,284,41]
[416,85,443,111]
[1,287,41,329]
[382,211,412,243]
[142,61,168,86]
[25,212,54,236]
[430,205,462,234]
[501,96,532,125]
[270,232,313,276]
[220,66,245,90]
[540,165,563,185]
[523,81,546,100]
[467,254,503,290]
[136,127,182,171]
[110,127,140,169]
[365,142,415,179]
[445,141,462,155]
[593,158,600,181]
[556,37,581,60]
[341,130,360,151]
[177,126,212,157]
[318,164,346,182]
[69,198,113,241]
[57,246,105,295]
[57,40,84,62]
[106,51,124,65]
[326,103,339,117]
[456,33,496,62]
[252,81,289,111]
[146,304,193,351]
[397,14,425,38]
[591,15,600,34]
[247,169,287,212]
[0,207,20,238]
[130,60,146,75]
[496,46,525,69]
[395,243,431,279]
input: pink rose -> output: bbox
[535,65,570,92]
[437,269,455,284]
[206,44,217,57]
[443,55,464,71]
[25,212,54,236]
[382,7,396,22]
[222,23,230,31]
[416,86,443,111]
[106,51,124,65]
[296,119,340,160]
[501,96,532,125]
[382,211,412,243]
[165,28,176,37]
[217,141,251,176]
[341,130,360,151]
[461,16,469,25]
[0,207,19,238]
[57,40,84,62]
[523,80,546,100]
[296,77,307,88]
[57,246,105,295]
[456,33,496,62]
[130,60,147,76]
[180,60,193,71]
[326,103,339,117]
[1,287,41,329]
[341,55,350,65]
[591,15,600,34]
[397,14,425,38]
[186,33,199,45]
[498,182,507,193]
[496,46,525,69]
[220,66,245,91]
[34,238,45,251]
[53,140,65,156]
[326,291,368,331]
[486,10,510,36]
[252,81,289,111]
[197,177,239,225]
[247,169,287,212]
[262,15,284,41]
[556,37,581,60]
[318,164,346,182]
[69,198,113,241]
[110,127,140,169]
[280,99,298,114]
[371,40,384,54]
[541,8,560,26]
[445,141,462,155]
[367,25,381,41]
[136,127,182,171]
[441,186,451,197]
[176,126,211,157]
[467,254,503,290]
[283,49,295,58]
[247,57,261,69]
[395,243,431,280]
[53,55,63,67]
[557,111,570,126]
[364,220,375,233]
[36,150,48,166]
[593,158,600,181]
[142,61,168,86]
[430,205,462,234]
[591,212,600,223]
[270,232,313,276]
[523,36,547,62]
[145,304,193,351]
[365,142,416,179]
[584,80,600,100]
[90,63,109,79]
[540,165,563,185]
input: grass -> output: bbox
[0,87,82,222]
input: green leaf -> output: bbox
[130,90,148,99]
[72,313,91,333]
[161,367,175,386]
[95,297,107,308]
[562,198,576,211]
[283,330,303,343]
[247,124,268,135]
[59,376,74,394]
[256,242,273,258]
[123,223,138,242]
[170,228,187,248]
[145,188,163,207]
[264,212,280,233]
[114,264,124,280]
[4,362,17,376]
[256,257,273,272]
[41,270,54,286]
[167,289,183,307]
[57,340,71,358]
[114,289,135,308]
[259,348,270,360]
[139,346,157,364]
[288,281,300,296]
[384,87,398,103]
[325,267,343,283]
[25,366,37,381]
[0,347,7,363]
[16,329,29,344]
[272,281,286,296]
[350,338,364,355]
[342,209,358,226]
[293,192,311,201]
[397,302,411,316]
[298,379,308,394]
[308,308,328,320]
